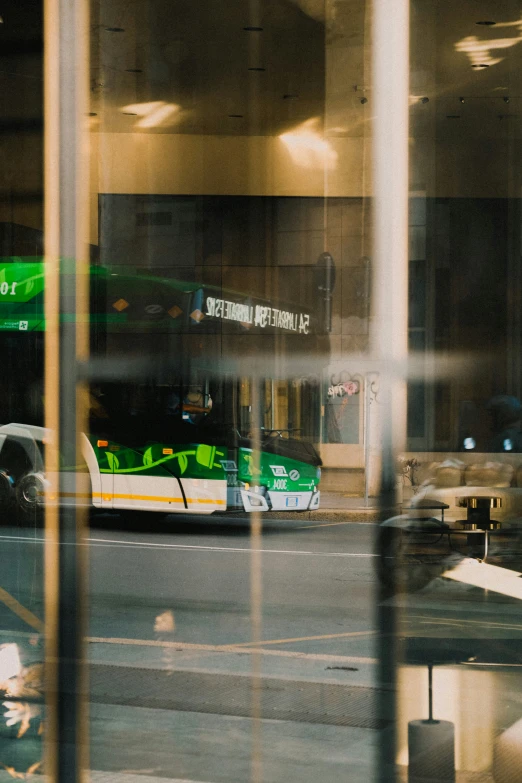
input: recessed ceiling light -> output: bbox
[105,27,125,33]
[459,97,465,103]
[244,26,263,31]
[125,69,142,73]
[283,94,299,100]
[476,20,496,26]
[472,64,490,69]
[229,114,244,118]
[248,67,265,72]
[446,115,461,119]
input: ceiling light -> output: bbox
[126,69,142,73]
[280,117,337,171]
[248,67,265,71]
[105,27,125,32]
[121,101,181,128]
[244,26,263,31]
[476,20,496,26]
[503,96,510,103]
[459,97,465,103]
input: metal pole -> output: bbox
[364,374,370,507]
[44,0,90,781]
[372,0,410,781]
[249,378,263,783]
[428,664,433,722]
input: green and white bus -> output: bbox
[0,259,323,520]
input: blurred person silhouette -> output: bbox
[487,395,522,452]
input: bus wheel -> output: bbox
[16,473,45,526]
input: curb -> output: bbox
[216,506,398,522]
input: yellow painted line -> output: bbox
[92,492,225,505]
[189,498,227,505]
[228,629,376,648]
[0,587,44,632]
[86,636,377,664]
[295,520,361,530]
[111,493,184,503]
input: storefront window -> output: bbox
[2,2,522,782]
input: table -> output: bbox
[400,497,508,562]
[402,498,450,527]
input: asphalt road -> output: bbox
[1,513,522,782]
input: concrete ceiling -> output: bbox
[89,0,522,138]
[90,0,326,136]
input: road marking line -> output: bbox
[295,521,365,530]
[87,636,377,664]
[0,533,378,557]
[91,771,213,783]
[410,614,522,631]
[229,630,376,648]
[417,619,522,632]
[87,538,377,557]
[0,587,44,632]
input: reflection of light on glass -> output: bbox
[504,438,513,451]
[154,610,175,633]
[280,118,338,170]
[121,101,180,128]
[455,32,522,68]
[0,645,21,685]
[463,437,476,450]
[443,559,522,600]
[3,701,41,738]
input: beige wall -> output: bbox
[89,131,369,244]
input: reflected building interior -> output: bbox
[0,1,521,782]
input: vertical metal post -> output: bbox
[249,379,263,783]
[245,0,264,773]
[44,0,90,781]
[364,374,370,507]
[428,664,433,722]
[372,0,410,781]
